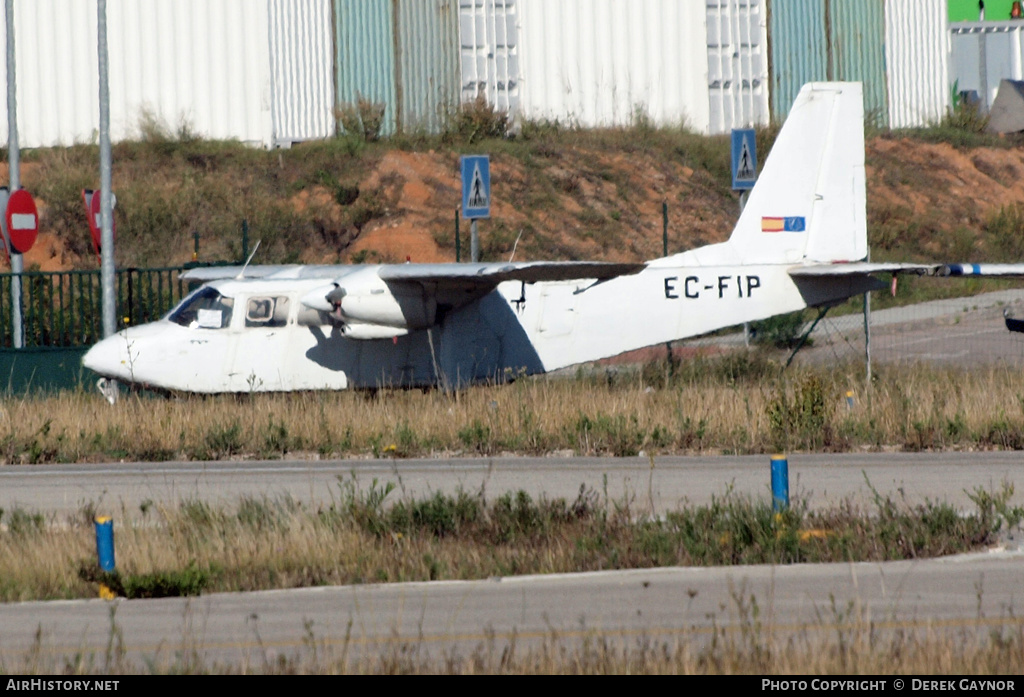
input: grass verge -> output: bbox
[2,477,1020,603]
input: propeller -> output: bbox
[300,283,343,313]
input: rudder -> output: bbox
[727,82,867,266]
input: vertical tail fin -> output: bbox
[727,82,867,265]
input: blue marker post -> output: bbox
[770,455,790,511]
[94,516,116,599]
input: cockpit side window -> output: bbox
[167,287,234,329]
[246,296,290,328]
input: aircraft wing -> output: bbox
[180,265,352,282]
[304,261,646,315]
[181,261,645,285]
[377,261,645,285]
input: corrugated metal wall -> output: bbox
[769,0,887,125]
[2,0,279,147]
[706,0,770,132]
[767,0,827,120]
[828,0,886,123]
[269,0,335,145]
[334,0,459,136]
[512,0,710,131]
[396,0,460,133]
[886,0,948,128]
[334,0,396,134]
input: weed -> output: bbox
[751,311,810,349]
[81,561,212,599]
[6,508,45,535]
[445,95,511,143]
[335,95,387,142]
[766,374,831,452]
[204,422,244,458]
[458,419,493,454]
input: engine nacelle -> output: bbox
[341,323,410,340]
[300,267,436,332]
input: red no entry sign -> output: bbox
[83,189,116,255]
[5,188,38,254]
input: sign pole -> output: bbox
[732,129,757,349]
[98,0,115,340]
[470,220,479,263]
[5,0,22,348]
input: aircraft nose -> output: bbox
[82,334,130,380]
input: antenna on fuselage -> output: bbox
[235,240,262,279]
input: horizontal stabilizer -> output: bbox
[941,263,1024,277]
[789,262,942,278]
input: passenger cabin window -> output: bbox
[246,296,290,328]
[168,287,234,329]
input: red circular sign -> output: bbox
[87,189,116,255]
[6,189,38,254]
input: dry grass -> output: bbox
[3,360,1024,463]
[5,591,1024,675]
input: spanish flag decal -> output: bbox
[761,216,806,233]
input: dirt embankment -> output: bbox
[7,135,1024,273]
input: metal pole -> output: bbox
[98,0,115,338]
[5,0,22,348]
[662,201,668,256]
[864,282,872,385]
[739,191,749,346]
[455,209,460,262]
[863,249,871,385]
[470,219,479,263]
[241,219,248,262]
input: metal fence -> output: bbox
[0,267,192,349]
[680,289,1024,370]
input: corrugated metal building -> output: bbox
[1,0,956,149]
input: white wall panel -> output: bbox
[269,0,334,145]
[459,0,519,113]
[461,0,710,132]
[705,0,769,133]
[886,0,950,128]
[516,0,710,131]
[1,0,281,148]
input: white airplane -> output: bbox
[81,82,1017,396]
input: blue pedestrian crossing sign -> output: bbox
[461,155,491,219]
[731,129,757,190]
